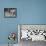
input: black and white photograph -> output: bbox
[4,8,17,18]
[18,25,46,46]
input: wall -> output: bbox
[20,0,46,24]
[0,0,46,44]
[0,0,20,44]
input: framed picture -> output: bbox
[4,8,17,18]
[18,24,46,41]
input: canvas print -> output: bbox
[4,8,17,18]
[18,24,46,41]
[18,25,46,46]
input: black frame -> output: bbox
[4,8,17,18]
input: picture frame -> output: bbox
[4,8,17,18]
[18,24,46,41]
